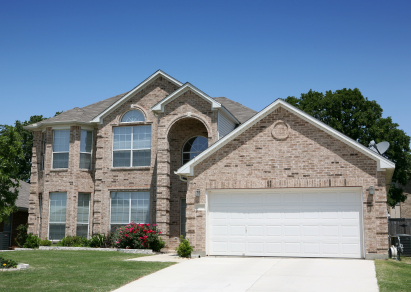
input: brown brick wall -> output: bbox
[400,181,411,217]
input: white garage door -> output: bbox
[208,188,363,258]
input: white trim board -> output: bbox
[91,70,183,124]
[176,99,395,179]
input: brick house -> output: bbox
[0,181,30,249]
[25,70,395,259]
[388,180,411,218]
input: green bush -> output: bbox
[59,236,88,247]
[15,224,28,247]
[23,234,40,248]
[175,235,193,258]
[39,239,52,246]
[0,256,17,269]
[88,234,106,248]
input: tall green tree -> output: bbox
[0,125,24,223]
[286,88,411,207]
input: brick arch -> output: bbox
[115,106,150,124]
[165,114,213,140]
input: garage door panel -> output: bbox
[208,188,363,258]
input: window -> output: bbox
[49,192,67,240]
[76,193,90,238]
[121,110,145,123]
[182,136,208,164]
[181,199,187,238]
[53,130,70,169]
[110,191,150,230]
[113,126,151,167]
[80,130,93,169]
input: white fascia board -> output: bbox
[151,83,222,113]
[23,121,98,131]
[176,99,395,176]
[91,70,183,123]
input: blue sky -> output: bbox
[1,1,410,137]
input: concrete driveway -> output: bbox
[113,256,378,292]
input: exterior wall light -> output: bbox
[195,189,201,197]
[369,186,375,195]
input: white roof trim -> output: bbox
[91,70,183,123]
[176,98,395,176]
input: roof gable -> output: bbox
[151,83,240,124]
[91,70,183,123]
[177,99,395,177]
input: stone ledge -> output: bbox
[365,253,388,260]
[38,246,153,254]
[0,263,29,271]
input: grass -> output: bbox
[375,256,411,292]
[0,250,174,291]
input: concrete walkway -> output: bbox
[114,256,378,292]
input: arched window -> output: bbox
[121,110,145,123]
[182,136,208,164]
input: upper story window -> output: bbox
[113,125,151,167]
[121,110,145,123]
[53,130,70,169]
[80,130,93,170]
[182,136,208,164]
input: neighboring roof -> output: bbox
[213,97,257,123]
[91,70,183,123]
[151,83,240,124]
[176,99,396,183]
[24,92,127,129]
[14,181,30,210]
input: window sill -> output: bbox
[79,169,93,173]
[50,169,68,172]
[110,167,151,171]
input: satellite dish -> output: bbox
[368,140,390,155]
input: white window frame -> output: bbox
[52,129,70,169]
[112,125,151,168]
[182,135,208,165]
[48,192,67,241]
[79,130,93,170]
[109,191,150,229]
[76,193,91,238]
[120,109,145,124]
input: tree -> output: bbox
[286,88,411,207]
[0,125,24,223]
[0,111,61,222]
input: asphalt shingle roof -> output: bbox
[213,97,257,123]
[27,92,257,127]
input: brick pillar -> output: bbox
[28,131,42,235]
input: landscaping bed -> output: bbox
[0,250,174,291]
[375,257,411,292]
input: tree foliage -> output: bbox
[0,112,61,222]
[0,125,24,222]
[286,88,411,207]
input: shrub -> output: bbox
[175,235,193,258]
[88,234,106,248]
[23,234,40,248]
[39,239,52,246]
[113,222,164,251]
[0,257,17,269]
[59,236,88,247]
[15,224,28,247]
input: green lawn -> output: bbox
[0,251,174,291]
[375,257,411,292]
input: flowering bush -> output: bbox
[0,257,17,269]
[113,222,165,252]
